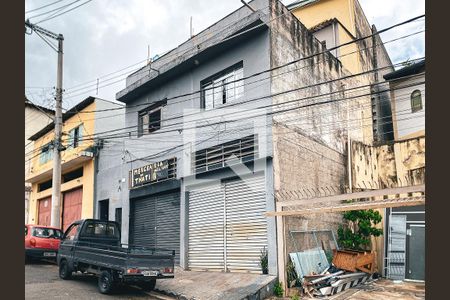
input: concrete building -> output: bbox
[350,60,425,281]
[287,0,395,143]
[25,98,54,223]
[95,0,390,282]
[26,97,124,231]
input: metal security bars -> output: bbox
[193,135,258,173]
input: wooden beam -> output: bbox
[277,184,425,207]
[266,196,425,217]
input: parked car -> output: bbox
[25,224,63,261]
[57,219,175,294]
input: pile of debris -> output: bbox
[302,267,373,297]
[290,248,377,297]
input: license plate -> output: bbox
[141,270,158,276]
[43,252,56,257]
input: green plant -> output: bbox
[337,209,383,250]
[286,260,298,287]
[273,281,284,297]
[291,295,300,300]
[260,246,268,274]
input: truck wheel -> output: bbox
[139,279,156,291]
[59,260,72,280]
[98,270,115,294]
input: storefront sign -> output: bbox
[130,158,176,188]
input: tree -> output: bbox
[337,209,383,250]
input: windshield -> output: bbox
[32,227,63,239]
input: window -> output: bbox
[39,143,53,165]
[81,221,119,239]
[62,168,83,183]
[138,100,166,137]
[410,90,423,113]
[201,62,244,110]
[32,227,63,239]
[67,124,84,149]
[64,223,80,241]
[38,179,52,192]
[194,135,257,173]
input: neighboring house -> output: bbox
[26,97,124,231]
[287,0,395,143]
[350,60,425,281]
[25,98,54,223]
[96,0,383,279]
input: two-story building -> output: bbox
[96,0,387,279]
[25,97,54,223]
[26,96,124,231]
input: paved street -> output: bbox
[25,260,173,300]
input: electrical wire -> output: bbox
[25,0,65,14]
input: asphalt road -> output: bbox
[25,259,171,299]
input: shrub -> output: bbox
[273,281,283,297]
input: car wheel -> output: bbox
[98,270,115,294]
[139,279,156,291]
[59,260,72,280]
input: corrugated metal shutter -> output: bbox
[130,192,180,264]
[188,184,225,271]
[188,175,267,273]
[225,176,267,273]
[156,193,180,264]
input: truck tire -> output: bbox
[59,260,72,280]
[98,270,115,294]
[139,279,156,291]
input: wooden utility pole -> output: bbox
[25,20,64,228]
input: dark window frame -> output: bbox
[137,99,167,137]
[200,61,244,110]
[39,142,53,165]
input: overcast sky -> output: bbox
[25,0,425,110]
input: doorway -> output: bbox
[407,224,425,280]
[99,199,109,221]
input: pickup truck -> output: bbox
[57,219,175,294]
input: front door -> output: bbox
[38,197,52,226]
[62,188,83,232]
[407,225,425,280]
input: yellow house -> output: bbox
[25,96,125,231]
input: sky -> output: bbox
[25,0,425,110]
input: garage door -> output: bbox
[225,176,267,272]
[130,192,180,264]
[62,187,83,232]
[188,176,267,273]
[188,184,225,271]
[38,197,52,226]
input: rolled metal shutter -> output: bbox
[188,184,225,271]
[225,176,267,273]
[156,193,181,264]
[130,192,181,264]
[130,196,157,249]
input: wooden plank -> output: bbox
[277,184,425,207]
[266,197,425,217]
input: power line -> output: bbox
[25,0,65,14]
[27,0,83,20]
[36,0,94,24]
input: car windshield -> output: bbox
[32,227,63,239]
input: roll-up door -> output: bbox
[188,175,267,273]
[62,187,83,232]
[225,176,267,273]
[38,197,52,226]
[130,192,180,264]
[188,184,225,271]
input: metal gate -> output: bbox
[188,176,267,273]
[130,192,180,264]
[387,215,407,280]
[62,187,83,232]
[38,196,52,226]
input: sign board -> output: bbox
[130,158,176,188]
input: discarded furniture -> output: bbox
[332,249,375,273]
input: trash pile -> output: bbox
[290,248,376,297]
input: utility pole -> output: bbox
[25,20,64,228]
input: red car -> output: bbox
[25,224,63,261]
